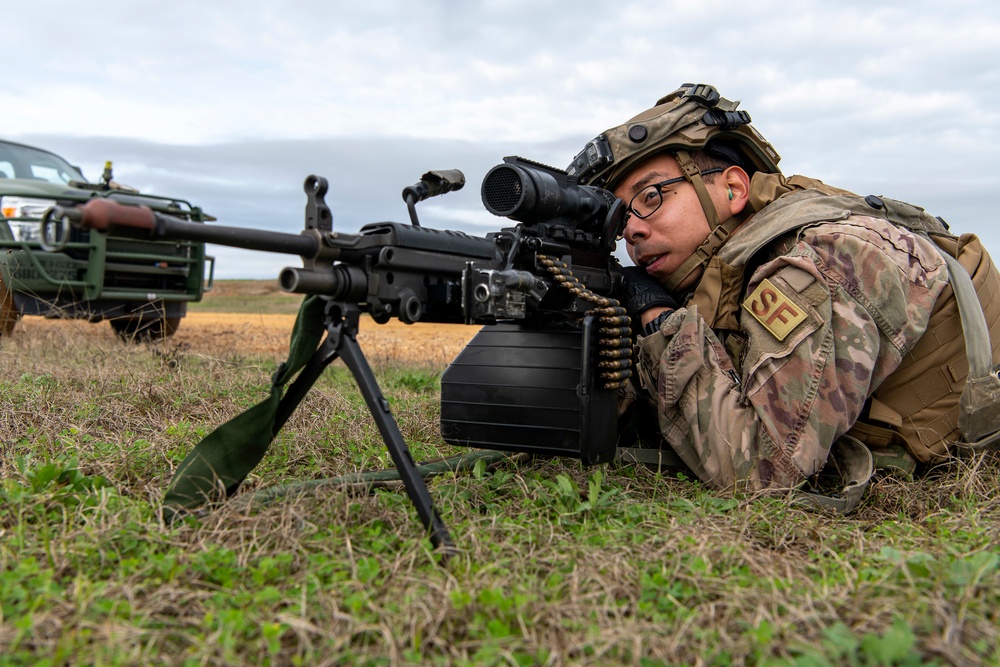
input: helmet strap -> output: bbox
[663,150,749,293]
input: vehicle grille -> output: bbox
[64,228,199,293]
[106,238,192,258]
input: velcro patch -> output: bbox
[743,278,807,341]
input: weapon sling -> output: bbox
[162,295,455,556]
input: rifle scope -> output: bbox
[480,159,609,224]
[481,158,624,251]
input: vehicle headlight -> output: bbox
[1,196,57,242]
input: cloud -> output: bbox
[4,0,999,277]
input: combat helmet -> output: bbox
[566,83,782,291]
[567,83,781,189]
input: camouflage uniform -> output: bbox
[627,186,951,491]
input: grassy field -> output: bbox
[1,284,999,665]
[187,279,305,315]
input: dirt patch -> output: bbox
[9,281,480,366]
[177,312,477,366]
[14,311,478,367]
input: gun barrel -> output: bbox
[51,199,321,258]
[278,264,368,299]
[175,222,321,257]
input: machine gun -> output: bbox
[41,157,631,556]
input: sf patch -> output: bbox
[743,278,807,341]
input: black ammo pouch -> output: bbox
[440,321,620,466]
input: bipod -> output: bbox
[273,298,456,560]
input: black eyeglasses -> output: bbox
[626,168,724,220]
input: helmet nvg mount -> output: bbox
[566,83,781,190]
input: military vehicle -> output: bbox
[0,139,212,339]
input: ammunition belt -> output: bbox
[538,254,632,390]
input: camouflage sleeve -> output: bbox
[633,216,949,491]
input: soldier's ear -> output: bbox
[723,166,751,214]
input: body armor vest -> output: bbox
[687,173,1000,465]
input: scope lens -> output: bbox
[482,166,526,216]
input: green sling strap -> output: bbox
[161,295,326,522]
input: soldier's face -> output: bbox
[613,153,728,291]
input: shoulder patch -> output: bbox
[743,278,807,341]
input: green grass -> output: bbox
[1,320,999,666]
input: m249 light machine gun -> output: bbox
[41,157,631,556]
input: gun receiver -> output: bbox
[43,158,631,557]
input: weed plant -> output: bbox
[1,317,998,666]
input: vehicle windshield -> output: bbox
[0,141,87,184]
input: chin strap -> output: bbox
[663,150,750,293]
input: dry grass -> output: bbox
[2,300,999,666]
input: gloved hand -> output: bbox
[619,266,678,317]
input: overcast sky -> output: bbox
[5,0,999,279]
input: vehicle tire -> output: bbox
[0,275,20,337]
[110,316,181,342]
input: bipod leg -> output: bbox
[274,332,340,433]
[328,306,456,559]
